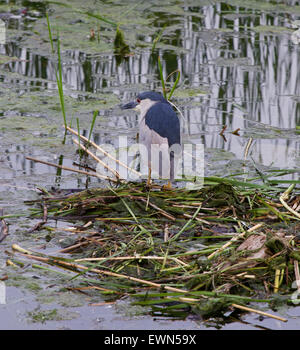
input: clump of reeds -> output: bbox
[10,173,300,322]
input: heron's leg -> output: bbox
[162,152,174,189]
[147,166,152,186]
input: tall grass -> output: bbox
[88,110,99,145]
[46,14,67,141]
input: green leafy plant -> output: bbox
[158,56,180,100]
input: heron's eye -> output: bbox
[137,98,141,103]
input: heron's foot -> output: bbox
[145,174,152,189]
[146,179,152,187]
[162,181,172,190]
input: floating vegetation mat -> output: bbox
[10,177,300,322]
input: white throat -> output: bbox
[134,99,158,120]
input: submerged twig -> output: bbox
[231,303,287,322]
[26,156,118,183]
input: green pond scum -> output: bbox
[27,308,79,323]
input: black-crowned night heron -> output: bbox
[122,91,181,188]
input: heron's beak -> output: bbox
[121,101,138,110]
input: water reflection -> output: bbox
[0,0,300,180]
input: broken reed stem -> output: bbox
[279,184,300,220]
[294,260,300,292]
[73,138,120,180]
[75,255,189,267]
[25,156,118,183]
[66,125,141,178]
[131,196,176,221]
[11,244,189,294]
[183,213,210,225]
[164,224,169,242]
[219,125,227,136]
[58,237,108,253]
[57,235,110,253]
[0,208,9,243]
[231,303,287,322]
[207,223,264,260]
[274,269,284,293]
[244,138,253,160]
[274,269,282,293]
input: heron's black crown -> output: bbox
[137,91,169,104]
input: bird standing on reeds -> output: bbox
[122,91,181,188]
